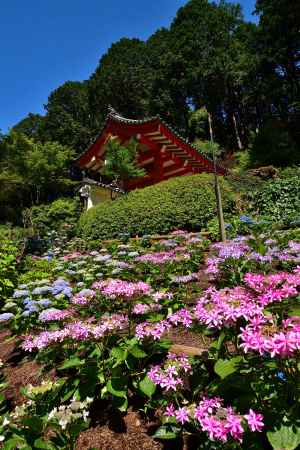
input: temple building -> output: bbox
[76,108,225,208]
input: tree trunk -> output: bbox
[232,113,243,150]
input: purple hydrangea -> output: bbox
[0,313,14,322]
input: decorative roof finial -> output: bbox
[107,105,119,116]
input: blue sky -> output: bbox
[0,0,256,132]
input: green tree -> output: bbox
[100,138,145,188]
[43,81,94,153]
[255,0,300,110]
[0,131,74,223]
[13,113,46,140]
[89,38,153,128]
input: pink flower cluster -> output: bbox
[148,352,192,391]
[239,315,300,357]
[92,279,151,299]
[194,286,262,329]
[206,238,300,278]
[21,314,128,351]
[244,269,300,306]
[171,273,199,284]
[136,308,192,340]
[132,303,162,315]
[165,397,264,443]
[38,308,73,322]
[151,291,173,302]
[168,308,193,327]
[135,319,171,340]
[135,250,190,265]
[63,252,83,261]
[71,289,96,306]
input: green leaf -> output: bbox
[4,438,26,450]
[58,357,84,370]
[288,307,300,317]
[106,376,128,398]
[153,425,180,440]
[139,375,156,397]
[267,423,300,450]
[112,395,128,412]
[214,357,242,379]
[129,345,147,358]
[110,347,126,362]
[23,415,44,434]
[34,438,56,449]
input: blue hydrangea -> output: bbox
[239,215,256,225]
[22,297,32,305]
[18,284,28,289]
[37,299,52,308]
[0,313,14,322]
[25,305,39,314]
[13,289,30,298]
[94,255,112,263]
[21,310,32,317]
[51,279,70,295]
[128,251,139,257]
[65,269,76,276]
[32,286,52,296]
[24,300,39,308]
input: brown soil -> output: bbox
[0,329,55,406]
[76,409,163,450]
[166,326,211,352]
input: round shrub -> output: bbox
[250,176,300,223]
[27,198,81,238]
[78,174,236,241]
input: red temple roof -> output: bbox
[76,108,226,190]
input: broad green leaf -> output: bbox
[153,425,180,440]
[288,307,300,317]
[129,345,147,358]
[34,438,56,449]
[110,347,126,361]
[4,438,27,450]
[214,357,242,379]
[139,375,156,397]
[112,395,128,412]
[58,357,84,370]
[106,376,128,398]
[23,415,43,434]
[267,423,300,450]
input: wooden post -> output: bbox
[208,113,226,242]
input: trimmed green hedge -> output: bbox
[77,174,236,241]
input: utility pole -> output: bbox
[208,112,226,242]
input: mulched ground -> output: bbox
[76,408,164,450]
[0,330,56,407]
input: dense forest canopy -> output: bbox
[0,0,299,223]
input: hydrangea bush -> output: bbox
[0,227,299,449]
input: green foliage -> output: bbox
[250,177,300,223]
[78,174,236,241]
[100,137,146,185]
[27,198,81,238]
[249,120,300,167]
[0,241,18,307]
[43,81,94,153]
[267,422,300,450]
[0,131,75,223]
[193,139,221,158]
